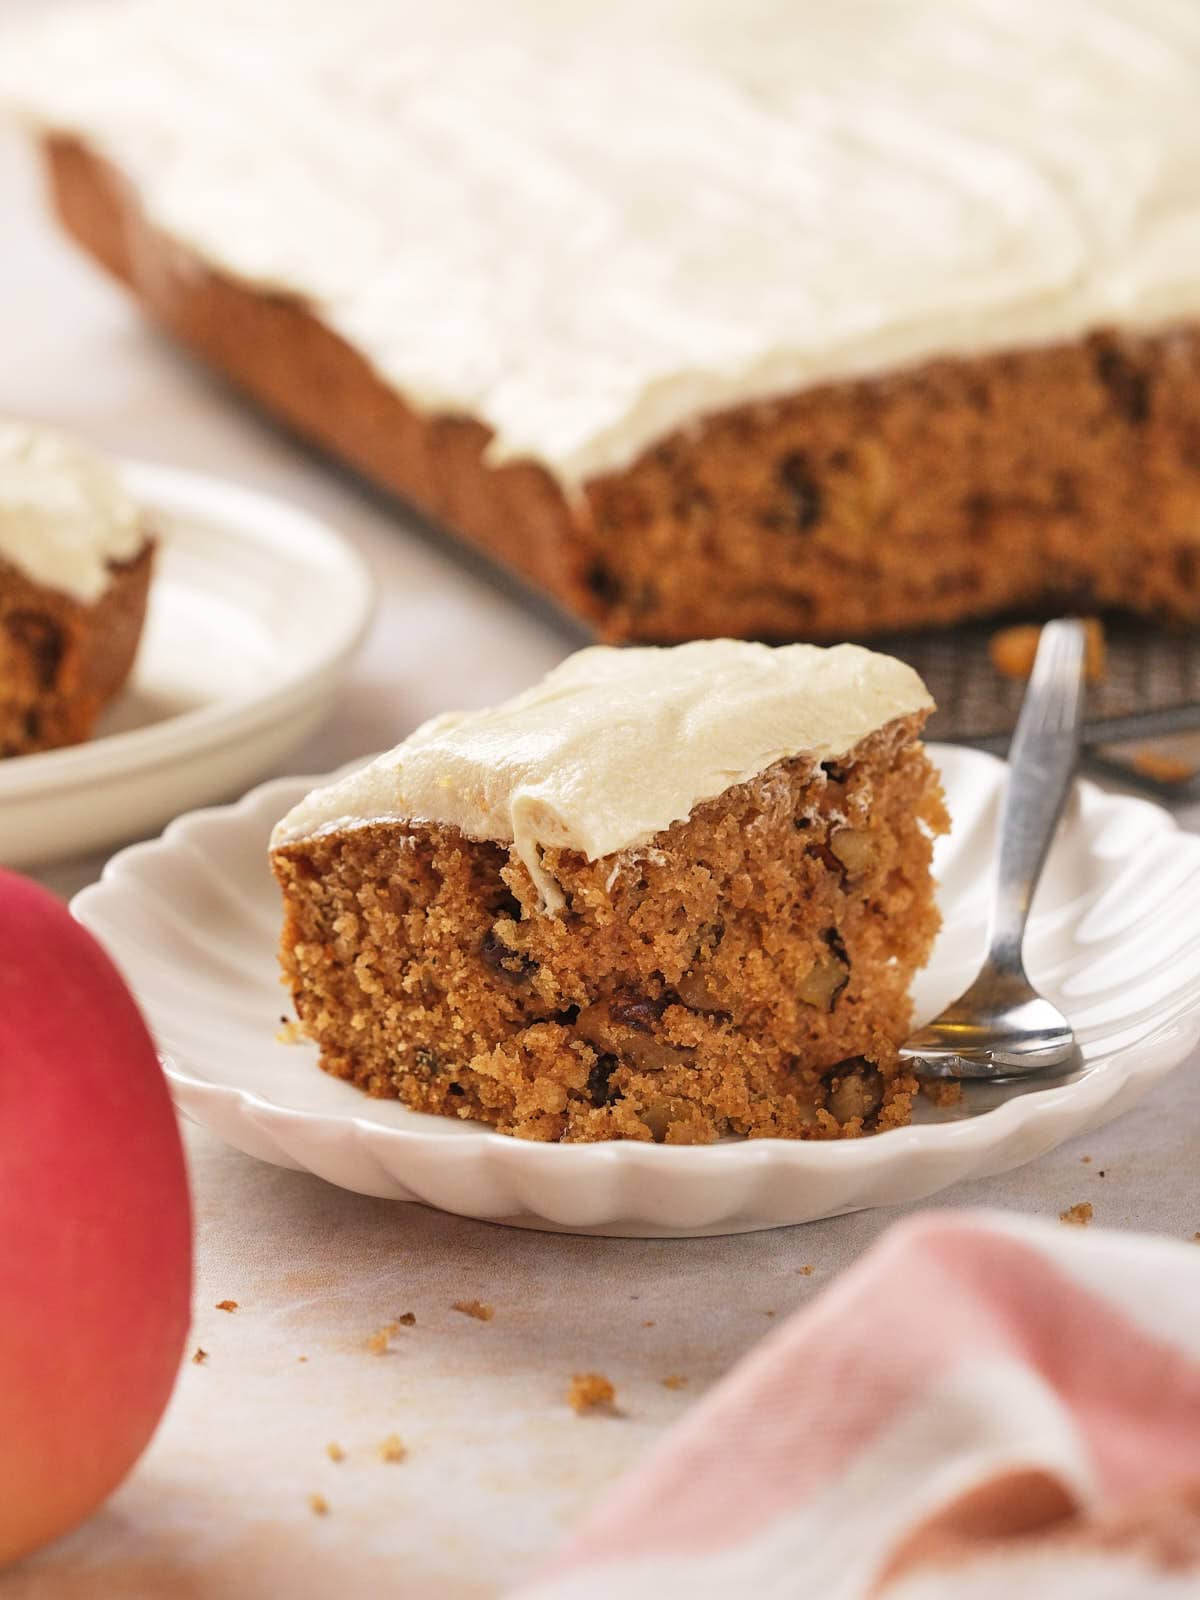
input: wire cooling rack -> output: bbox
[875,620,1200,789]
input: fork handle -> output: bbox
[988,619,1087,973]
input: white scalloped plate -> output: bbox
[0,461,373,869]
[72,746,1200,1236]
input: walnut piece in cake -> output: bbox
[271,642,947,1144]
[0,421,154,756]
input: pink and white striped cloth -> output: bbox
[516,1211,1200,1599]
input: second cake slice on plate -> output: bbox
[270,641,947,1144]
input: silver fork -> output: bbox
[900,618,1087,1081]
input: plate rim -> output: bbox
[71,743,1200,1180]
[0,459,375,798]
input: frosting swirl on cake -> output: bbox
[271,641,933,910]
[0,422,145,604]
[5,0,1200,487]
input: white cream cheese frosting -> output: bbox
[6,0,1200,489]
[0,422,145,604]
[271,641,933,911]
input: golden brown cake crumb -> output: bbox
[309,1494,329,1517]
[1081,1155,1092,1164]
[367,1321,400,1354]
[568,1373,616,1414]
[989,624,1041,682]
[1128,747,1197,786]
[379,1434,407,1463]
[452,1300,494,1322]
[990,618,1106,684]
[273,715,945,1145]
[799,1264,814,1276]
[642,1320,656,1328]
[398,1312,416,1327]
[1060,1202,1094,1227]
[215,1299,238,1313]
[326,1443,345,1463]
[920,1077,964,1108]
[661,1375,688,1390]
[191,1347,207,1365]
[275,1018,307,1044]
[297,1355,308,1363]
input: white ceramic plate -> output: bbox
[1,462,373,868]
[72,745,1200,1236]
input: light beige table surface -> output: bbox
[3,126,1200,1600]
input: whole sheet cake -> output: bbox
[8,0,1200,640]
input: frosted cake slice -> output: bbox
[0,422,153,757]
[270,641,948,1144]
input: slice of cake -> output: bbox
[270,642,948,1144]
[0,422,154,757]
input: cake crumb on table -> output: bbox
[661,1375,688,1390]
[379,1434,407,1462]
[326,1443,345,1463]
[191,1347,207,1365]
[398,1312,416,1326]
[1081,1155,1092,1164]
[452,1300,494,1322]
[1060,1202,1094,1227]
[800,1265,814,1276]
[642,1320,656,1328]
[275,1018,307,1044]
[309,1494,329,1516]
[367,1320,400,1354]
[568,1373,616,1414]
[215,1299,238,1312]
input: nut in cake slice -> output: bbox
[270,641,948,1144]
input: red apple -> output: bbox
[0,868,192,1567]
